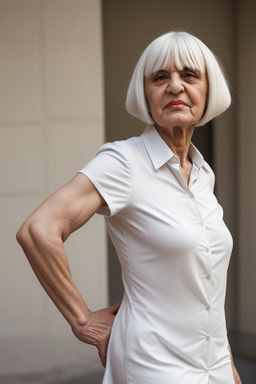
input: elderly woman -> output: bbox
[17,31,241,383]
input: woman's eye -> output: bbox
[184,70,198,78]
[153,73,168,81]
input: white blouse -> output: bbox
[79,125,234,384]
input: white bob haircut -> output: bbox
[126,31,231,127]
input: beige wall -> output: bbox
[0,0,106,382]
[1,0,256,382]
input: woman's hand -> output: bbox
[228,340,242,383]
[231,362,242,384]
[72,301,121,367]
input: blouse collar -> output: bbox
[141,125,210,172]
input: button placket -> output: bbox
[199,227,213,350]
[204,246,212,281]
[205,246,210,254]
[203,302,212,355]
[166,159,192,194]
[187,174,213,355]
[189,163,200,187]
[188,193,205,227]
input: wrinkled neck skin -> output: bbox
[155,123,195,167]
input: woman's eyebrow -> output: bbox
[152,69,169,75]
[183,66,200,72]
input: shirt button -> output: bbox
[205,247,210,253]
[206,274,211,280]
[205,305,211,311]
[206,335,210,341]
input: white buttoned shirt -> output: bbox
[79,125,234,384]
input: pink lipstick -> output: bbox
[164,100,188,109]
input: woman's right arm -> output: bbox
[16,173,120,367]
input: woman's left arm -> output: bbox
[228,339,242,384]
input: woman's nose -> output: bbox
[166,76,184,95]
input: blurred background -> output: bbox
[0,0,255,383]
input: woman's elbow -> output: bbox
[16,221,32,250]
[16,219,42,251]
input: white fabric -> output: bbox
[79,125,234,384]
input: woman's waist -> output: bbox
[110,304,230,372]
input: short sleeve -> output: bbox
[78,141,132,217]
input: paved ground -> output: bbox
[65,370,104,384]
[66,356,256,383]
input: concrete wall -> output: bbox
[0,0,106,382]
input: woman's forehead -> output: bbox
[145,49,206,77]
[152,59,200,73]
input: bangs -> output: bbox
[126,31,231,126]
[144,33,206,77]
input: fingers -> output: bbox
[109,301,122,315]
[72,304,121,367]
[98,345,107,367]
[95,303,121,367]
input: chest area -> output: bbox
[131,163,218,223]
[116,163,230,254]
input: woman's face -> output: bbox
[144,61,208,131]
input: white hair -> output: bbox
[126,31,231,127]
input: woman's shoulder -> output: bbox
[95,134,143,161]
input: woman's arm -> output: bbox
[228,339,242,384]
[16,173,120,366]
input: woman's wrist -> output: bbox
[70,304,91,331]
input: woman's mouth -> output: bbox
[164,100,188,109]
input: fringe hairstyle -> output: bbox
[126,31,231,127]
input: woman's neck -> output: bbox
[155,124,194,167]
